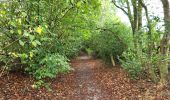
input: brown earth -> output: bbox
[0,55,170,100]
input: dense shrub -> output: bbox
[0,0,101,87]
[120,27,164,80]
[120,49,143,79]
[32,53,71,80]
[89,19,132,63]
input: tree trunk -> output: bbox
[160,34,169,85]
[139,0,158,82]
[137,1,142,30]
[160,0,170,85]
[110,54,116,66]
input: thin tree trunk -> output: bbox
[160,0,170,85]
[139,0,158,82]
[132,0,138,34]
[137,1,142,30]
[110,54,116,66]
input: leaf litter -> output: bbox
[0,56,170,100]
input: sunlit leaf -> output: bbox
[18,18,22,24]
[35,26,43,35]
[10,30,14,34]
[32,41,37,47]
[29,52,34,59]
[23,30,29,37]
[29,35,35,41]
[19,40,25,46]
[19,53,28,59]
[0,10,6,15]
[35,40,41,45]
[76,1,81,8]
[18,29,22,35]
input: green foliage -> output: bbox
[0,0,101,88]
[33,54,71,80]
[32,80,52,91]
[90,19,132,62]
[86,48,94,56]
[120,49,143,79]
[119,15,166,80]
[0,0,168,88]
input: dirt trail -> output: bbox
[0,55,170,99]
[70,56,111,99]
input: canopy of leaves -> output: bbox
[0,0,101,85]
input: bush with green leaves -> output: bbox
[89,19,132,63]
[120,27,164,80]
[0,0,101,87]
[32,53,71,80]
[120,49,143,79]
[25,53,71,90]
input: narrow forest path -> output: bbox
[69,56,111,99]
[51,55,142,99]
[0,55,170,99]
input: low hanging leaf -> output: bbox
[35,40,41,45]
[35,26,43,35]
[11,52,18,57]
[0,10,6,15]
[32,41,37,47]
[17,18,22,25]
[29,35,35,41]
[23,30,29,37]
[21,12,27,17]
[76,1,82,8]
[18,29,22,35]
[10,30,14,34]
[32,40,41,47]
[19,40,25,46]
[19,53,28,59]
[29,52,34,59]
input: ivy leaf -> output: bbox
[29,52,34,59]
[0,10,6,15]
[23,30,29,37]
[76,1,81,8]
[18,29,22,35]
[32,40,41,47]
[32,41,37,47]
[19,53,28,59]
[35,26,43,35]
[10,21,16,27]
[29,35,35,42]
[21,12,27,17]
[35,40,41,45]
[17,18,22,25]
[19,40,25,46]
[10,30,14,34]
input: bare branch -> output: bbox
[112,0,128,15]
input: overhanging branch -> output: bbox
[96,28,128,48]
[112,0,128,15]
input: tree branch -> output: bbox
[112,0,128,15]
[96,28,128,48]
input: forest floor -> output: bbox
[0,55,170,100]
